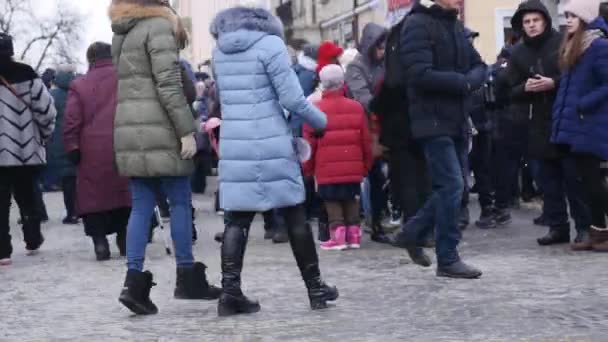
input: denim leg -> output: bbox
[562,157,591,232]
[161,177,194,268]
[423,136,464,266]
[361,178,371,222]
[538,159,569,229]
[126,178,156,271]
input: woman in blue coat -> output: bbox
[552,1,608,250]
[210,5,337,316]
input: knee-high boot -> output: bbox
[284,206,339,310]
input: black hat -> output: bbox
[0,33,14,58]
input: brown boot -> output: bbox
[590,226,608,252]
[571,230,592,251]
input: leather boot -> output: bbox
[437,260,482,279]
[116,231,126,257]
[119,270,158,315]
[285,208,338,310]
[175,262,222,300]
[92,236,110,261]
[217,225,260,317]
[370,222,391,244]
[537,225,570,246]
[317,221,329,242]
[590,226,608,252]
[475,207,497,229]
[571,229,592,251]
[272,225,289,244]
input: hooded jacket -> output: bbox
[48,70,76,177]
[345,23,388,113]
[506,0,562,159]
[399,0,486,140]
[0,61,56,167]
[552,17,608,161]
[210,6,327,212]
[109,0,196,177]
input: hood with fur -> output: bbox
[108,0,187,47]
[297,52,317,72]
[210,7,284,54]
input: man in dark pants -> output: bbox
[393,0,486,279]
[505,0,591,246]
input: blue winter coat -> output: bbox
[552,17,608,161]
[48,70,76,178]
[210,7,327,212]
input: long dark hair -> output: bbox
[559,20,588,71]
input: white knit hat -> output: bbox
[563,0,601,24]
[319,64,345,91]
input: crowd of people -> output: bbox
[1,0,608,317]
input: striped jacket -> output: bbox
[0,61,56,167]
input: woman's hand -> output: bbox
[181,134,197,159]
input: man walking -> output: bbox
[393,0,486,279]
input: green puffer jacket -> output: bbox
[109,1,195,177]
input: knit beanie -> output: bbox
[563,0,600,24]
[316,41,344,75]
[0,33,14,58]
[319,64,345,91]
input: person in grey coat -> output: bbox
[210,5,338,316]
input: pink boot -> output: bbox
[320,226,347,251]
[346,226,362,249]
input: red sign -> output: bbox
[387,0,414,11]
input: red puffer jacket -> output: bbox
[303,89,373,185]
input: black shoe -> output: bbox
[62,216,79,225]
[476,207,497,229]
[306,277,339,310]
[371,223,391,244]
[25,234,44,256]
[437,261,482,279]
[263,229,274,240]
[272,227,289,244]
[419,237,435,248]
[192,223,198,244]
[533,214,549,227]
[390,234,432,267]
[214,232,224,243]
[93,236,111,261]
[537,228,570,246]
[317,222,329,242]
[495,209,512,226]
[116,232,126,257]
[118,270,158,315]
[174,262,222,300]
[218,292,261,317]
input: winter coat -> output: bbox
[109,1,196,177]
[506,0,562,159]
[0,61,56,167]
[210,7,327,212]
[303,89,373,185]
[346,23,388,113]
[400,0,486,140]
[552,18,608,161]
[291,53,318,134]
[63,59,131,216]
[48,70,76,178]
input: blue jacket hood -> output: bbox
[588,16,608,33]
[210,6,284,54]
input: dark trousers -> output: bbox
[400,136,465,266]
[62,176,77,217]
[538,157,591,232]
[495,141,525,209]
[369,160,387,224]
[575,154,608,228]
[471,131,495,208]
[0,166,44,259]
[388,146,430,221]
[82,207,130,237]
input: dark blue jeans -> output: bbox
[400,136,465,266]
[539,157,591,232]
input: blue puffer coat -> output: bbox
[48,70,76,178]
[210,7,327,212]
[552,17,608,161]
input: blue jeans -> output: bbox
[126,177,194,271]
[400,136,465,266]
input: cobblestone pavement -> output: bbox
[2,180,608,342]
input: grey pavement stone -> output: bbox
[1,179,608,341]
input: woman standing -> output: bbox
[210,5,337,316]
[109,0,220,315]
[63,43,131,261]
[551,0,608,251]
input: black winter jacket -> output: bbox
[506,0,562,159]
[399,0,486,140]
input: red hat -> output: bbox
[316,41,344,75]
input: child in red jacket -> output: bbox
[304,65,373,250]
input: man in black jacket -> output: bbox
[503,0,590,246]
[393,0,486,279]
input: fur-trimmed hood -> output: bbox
[210,7,284,54]
[109,0,187,47]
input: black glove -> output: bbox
[67,150,81,165]
[312,129,325,138]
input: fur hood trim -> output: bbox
[210,6,284,40]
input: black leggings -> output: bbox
[575,154,608,228]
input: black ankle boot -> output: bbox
[304,270,339,310]
[475,207,497,229]
[116,232,126,257]
[371,223,391,244]
[272,226,289,244]
[317,221,329,242]
[175,262,222,300]
[92,236,110,261]
[537,226,570,246]
[118,270,158,315]
[218,292,261,317]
